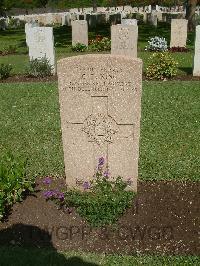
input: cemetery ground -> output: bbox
[0,23,200,264]
[0,81,199,264]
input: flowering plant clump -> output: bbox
[145,36,168,52]
[89,36,111,52]
[26,57,53,78]
[42,177,65,206]
[43,190,64,201]
[71,43,87,52]
[42,158,136,227]
[146,52,178,80]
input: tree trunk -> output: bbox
[186,0,197,31]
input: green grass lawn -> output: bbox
[0,247,199,266]
[0,23,195,75]
[0,81,199,181]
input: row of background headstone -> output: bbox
[1,6,200,30]
[4,4,200,16]
[26,18,199,76]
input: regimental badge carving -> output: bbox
[118,27,129,49]
[82,113,118,145]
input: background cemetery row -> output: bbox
[3,3,200,16]
[20,16,200,77]
[1,5,200,29]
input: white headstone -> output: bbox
[25,22,38,46]
[28,27,56,73]
[150,11,158,27]
[111,24,138,58]
[121,19,137,25]
[170,19,188,47]
[71,20,88,46]
[57,54,143,191]
[193,26,200,76]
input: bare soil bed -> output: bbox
[0,178,199,255]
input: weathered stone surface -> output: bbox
[193,25,200,76]
[71,20,88,46]
[121,19,137,25]
[28,27,55,73]
[111,24,138,58]
[57,54,142,191]
[170,19,188,47]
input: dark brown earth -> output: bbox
[1,74,200,84]
[0,178,199,255]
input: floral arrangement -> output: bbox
[145,36,168,52]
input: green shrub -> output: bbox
[43,157,135,227]
[0,64,13,79]
[26,57,53,78]
[146,52,178,80]
[71,43,87,52]
[0,153,35,220]
[89,37,111,52]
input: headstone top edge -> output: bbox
[57,54,143,66]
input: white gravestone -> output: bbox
[193,26,200,76]
[71,20,88,46]
[121,19,137,25]
[28,27,56,73]
[57,54,143,191]
[170,19,188,47]
[111,24,138,58]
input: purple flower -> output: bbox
[126,177,133,186]
[83,181,91,190]
[57,192,65,200]
[103,170,110,178]
[98,157,105,166]
[43,190,64,201]
[43,190,54,198]
[43,177,52,185]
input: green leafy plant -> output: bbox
[89,37,111,52]
[146,52,178,80]
[43,157,135,227]
[0,64,13,79]
[26,57,53,78]
[71,43,87,52]
[0,152,35,220]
